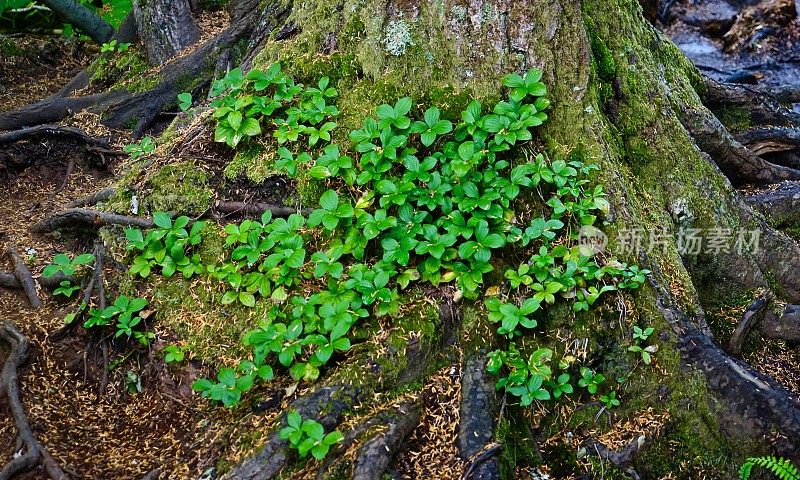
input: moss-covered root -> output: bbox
[653,282,800,461]
[223,300,448,480]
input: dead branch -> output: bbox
[31,208,154,234]
[0,271,79,290]
[0,124,110,146]
[0,321,69,480]
[7,246,42,309]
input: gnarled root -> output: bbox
[762,304,800,342]
[457,350,501,480]
[703,78,800,129]
[679,107,800,185]
[351,400,422,480]
[727,296,769,356]
[745,181,800,228]
[0,321,69,480]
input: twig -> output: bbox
[66,188,117,208]
[31,208,154,234]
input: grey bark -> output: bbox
[133,0,201,65]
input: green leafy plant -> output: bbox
[487,345,554,406]
[627,325,658,365]
[164,344,188,363]
[43,252,95,298]
[100,39,130,52]
[125,213,206,278]
[123,136,155,161]
[177,92,192,111]
[578,367,605,394]
[599,390,620,409]
[279,411,344,460]
[739,456,800,480]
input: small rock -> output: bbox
[683,0,739,36]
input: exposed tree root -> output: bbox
[459,443,503,480]
[457,350,500,479]
[762,304,800,342]
[745,181,800,228]
[225,295,457,480]
[31,208,154,234]
[650,272,800,458]
[6,246,42,309]
[0,91,131,132]
[0,321,69,480]
[351,400,422,480]
[727,296,769,356]
[735,127,800,158]
[0,271,77,291]
[679,107,800,185]
[703,78,800,129]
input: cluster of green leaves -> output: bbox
[100,39,130,52]
[279,411,344,460]
[42,252,95,297]
[125,213,206,278]
[123,135,155,161]
[187,65,650,413]
[740,456,800,480]
[209,63,338,148]
[82,295,154,346]
[627,324,657,364]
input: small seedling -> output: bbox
[279,411,344,460]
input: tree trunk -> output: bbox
[132,0,201,65]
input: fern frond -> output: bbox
[740,456,800,480]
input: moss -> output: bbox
[88,49,151,88]
[713,105,752,133]
[496,415,540,477]
[1,39,24,56]
[225,142,276,183]
[143,162,213,215]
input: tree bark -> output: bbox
[133,0,201,65]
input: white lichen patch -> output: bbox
[384,19,413,56]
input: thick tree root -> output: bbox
[226,294,457,480]
[460,443,502,480]
[745,181,800,228]
[703,78,800,129]
[457,350,500,479]
[762,304,800,342]
[351,400,422,480]
[31,208,154,234]
[0,321,69,480]
[728,296,769,356]
[735,127,800,158]
[651,274,800,458]
[679,107,800,185]
[0,91,131,132]
[6,246,42,309]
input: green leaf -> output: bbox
[319,189,339,211]
[239,292,256,307]
[240,117,262,137]
[152,212,172,229]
